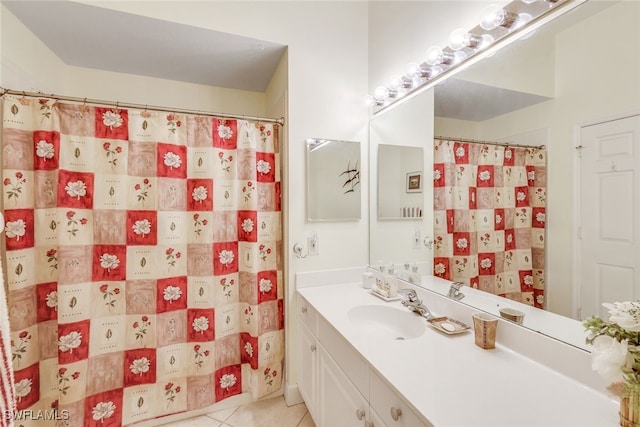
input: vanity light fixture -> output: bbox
[368,0,577,112]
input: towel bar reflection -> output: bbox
[293,242,307,259]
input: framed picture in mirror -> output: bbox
[406,172,422,193]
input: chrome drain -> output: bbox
[395,336,405,340]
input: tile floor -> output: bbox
[159,396,315,427]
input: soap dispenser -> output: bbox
[409,264,421,285]
[385,264,398,298]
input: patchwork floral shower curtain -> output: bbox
[432,139,546,308]
[2,95,283,426]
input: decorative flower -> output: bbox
[65,180,87,200]
[192,186,207,202]
[504,149,513,160]
[264,367,278,386]
[455,146,465,158]
[219,249,234,267]
[241,218,254,233]
[242,181,254,202]
[99,253,120,272]
[259,278,273,293]
[218,124,233,140]
[220,278,235,298]
[523,275,534,286]
[527,170,536,181]
[244,342,254,357]
[194,344,211,369]
[517,191,527,202]
[192,316,209,333]
[166,114,182,134]
[15,378,32,402]
[36,140,55,159]
[102,110,123,129]
[165,248,181,269]
[165,382,181,407]
[219,373,237,390]
[99,283,120,310]
[585,302,640,394]
[480,258,492,269]
[130,357,151,376]
[434,263,446,275]
[58,331,82,353]
[11,330,32,366]
[433,169,441,181]
[5,219,26,241]
[193,214,208,238]
[218,152,234,173]
[132,219,152,236]
[132,316,151,342]
[92,401,116,422]
[536,212,546,223]
[455,238,468,249]
[257,159,271,175]
[103,141,122,167]
[478,170,491,181]
[66,210,88,237]
[4,171,27,203]
[46,290,58,310]
[135,178,152,205]
[163,152,182,169]
[163,285,182,302]
[58,367,81,395]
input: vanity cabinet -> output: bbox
[298,294,429,427]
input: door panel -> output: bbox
[579,115,640,319]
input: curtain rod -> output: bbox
[0,87,285,126]
[435,135,545,150]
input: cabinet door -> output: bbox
[318,345,368,427]
[298,320,317,417]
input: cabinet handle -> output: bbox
[301,306,308,314]
[390,406,402,421]
[310,344,316,352]
[355,408,365,420]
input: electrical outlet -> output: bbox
[308,232,320,256]
[412,228,421,249]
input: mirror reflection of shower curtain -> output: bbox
[433,139,546,308]
[1,95,283,425]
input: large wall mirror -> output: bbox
[369,0,640,351]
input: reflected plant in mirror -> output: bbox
[306,138,361,221]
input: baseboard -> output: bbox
[284,382,303,406]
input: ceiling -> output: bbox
[2,0,287,92]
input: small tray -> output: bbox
[369,290,402,302]
[427,316,471,335]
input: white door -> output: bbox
[579,115,640,319]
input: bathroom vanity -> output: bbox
[296,268,617,427]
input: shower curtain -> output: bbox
[1,95,283,426]
[433,139,546,308]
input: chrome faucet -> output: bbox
[448,282,465,301]
[398,289,435,320]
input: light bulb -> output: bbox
[480,5,502,30]
[451,51,467,65]
[374,86,388,100]
[449,29,474,50]
[426,46,444,65]
[406,62,420,77]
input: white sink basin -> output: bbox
[347,304,426,340]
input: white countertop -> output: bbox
[297,280,618,427]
